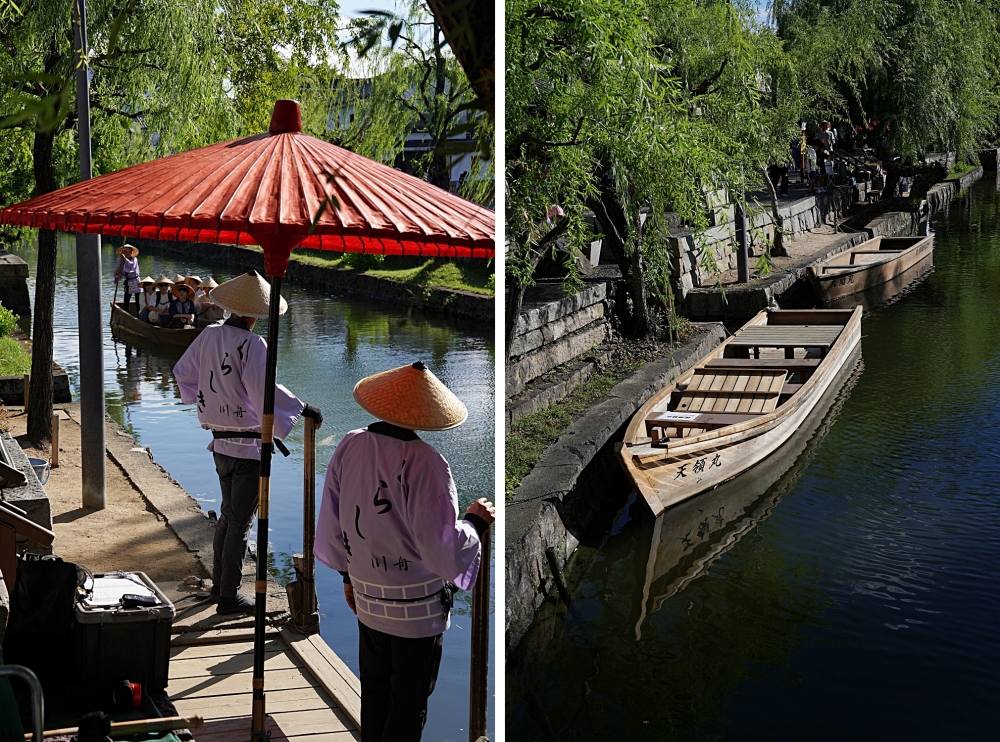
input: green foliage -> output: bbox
[343,252,386,271]
[0,305,19,338]
[775,0,1000,161]
[0,336,31,376]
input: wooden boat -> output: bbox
[615,308,862,516]
[633,345,861,639]
[109,302,204,348]
[807,234,934,301]
[821,251,933,311]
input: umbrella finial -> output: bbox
[269,100,302,134]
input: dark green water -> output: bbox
[11,238,495,741]
[508,176,1000,740]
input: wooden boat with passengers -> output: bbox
[615,308,862,516]
[807,234,934,301]
[109,301,205,348]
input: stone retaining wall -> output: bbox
[0,252,31,318]
[505,323,726,656]
[134,239,493,326]
[505,282,610,398]
[0,363,72,405]
[979,148,999,171]
[669,188,854,299]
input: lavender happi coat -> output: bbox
[173,321,303,459]
[314,428,482,638]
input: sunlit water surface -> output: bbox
[509,176,1000,740]
[12,237,495,742]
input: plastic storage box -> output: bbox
[74,572,176,692]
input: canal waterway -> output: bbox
[12,236,495,741]
[508,175,1000,740]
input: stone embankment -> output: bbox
[506,280,610,404]
[135,238,493,326]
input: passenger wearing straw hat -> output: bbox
[173,271,323,615]
[147,275,173,326]
[167,283,197,329]
[138,276,157,324]
[314,362,495,742]
[194,277,224,326]
[113,244,141,315]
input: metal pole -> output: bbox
[73,0,106,510]
[735,201,750,284]
[0,665,44,742]
[469,525,491,741]
[251,274,283,738]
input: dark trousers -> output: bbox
[358,622,443,742]
[123,292,139,314]
[212,453,260,598]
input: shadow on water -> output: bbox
[510,175,1000,741]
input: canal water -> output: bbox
[12,237,495,741]
[508,175,1000,740]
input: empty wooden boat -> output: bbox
[110,301,205,348]
[807,234,934,301]
[632,345,861,639]
[615,308,862,516]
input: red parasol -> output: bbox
[0,99,495,738]
[0,99,495,276]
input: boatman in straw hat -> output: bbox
[113,244,141,316]
[173,270,323,615]
[314,362,495,742]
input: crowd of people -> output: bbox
[766,120,890,200]
[113,244,227,329]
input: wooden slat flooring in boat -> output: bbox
[729,325,842,349]
[168,635,360,742]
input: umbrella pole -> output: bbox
[251,274,284,739]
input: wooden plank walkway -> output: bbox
[168,630,362,742]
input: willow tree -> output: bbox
[775,0,1000,172]
[506,0,796,355]
[0,0,236,443]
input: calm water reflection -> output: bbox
[13,236,495,742]
[509,176,1000,740]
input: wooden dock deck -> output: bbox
[168,629,362,742]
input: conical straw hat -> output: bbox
[117,244,138,258]
[353,362,467,431]
[154,274,174,285]
[184,275,202,286]
[171,282,195,299]
[201,277,219,289]
[173,273,186,284]
[139,275,156,286]
[209,271,287,318]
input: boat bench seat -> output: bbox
[644,368,786,446]
[727,325,842,359]
[706,358,820,370]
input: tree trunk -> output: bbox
[28,128,57,445]
[762,167,788,257]
[628,214,655,338]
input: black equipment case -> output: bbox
[74,572,175,692]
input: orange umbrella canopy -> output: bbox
[0,100,495,276]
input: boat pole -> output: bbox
[73,0,107,510]
[303,414,318,626]
[469,525,491,741]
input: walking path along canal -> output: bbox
[12,236,495,742]
[509,175,1000,740]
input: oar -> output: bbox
[468,524,491,741]
[33,715,204,739]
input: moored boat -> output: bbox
[109,301,205,348]
[807,234,934,301]
[615,308,862,516]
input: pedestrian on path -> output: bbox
[173,270,323,615]
[314,362,495,742]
